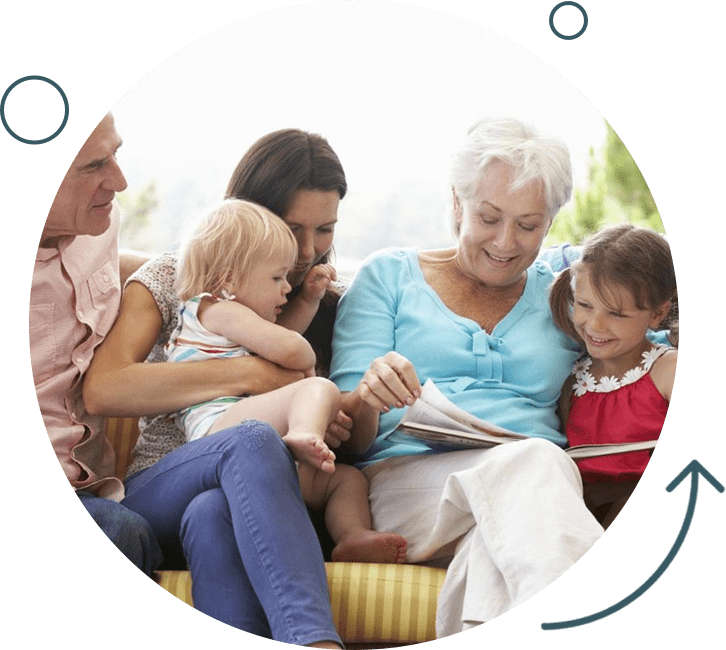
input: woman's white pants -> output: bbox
[362,438,604,637]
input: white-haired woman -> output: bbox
[330,117,604,637]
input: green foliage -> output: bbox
[546,122,664,246]
[118,181,159,251]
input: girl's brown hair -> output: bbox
[550,224,678,345]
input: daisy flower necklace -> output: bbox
[572,344,671,397]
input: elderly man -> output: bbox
[30,113,162,574]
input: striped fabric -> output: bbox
[326,562,444,643]
[105,416,140,480]
[152,564,444,644]
[106,417,445,644]
[153,570,193,604]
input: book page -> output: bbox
[398,391,474,433]
[565,439,657,459]
[405,380,522,437]
[396,379,525,445]
[391,422,496,449]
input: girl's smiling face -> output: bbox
[572,265,670,373]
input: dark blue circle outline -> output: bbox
[549,2,589,40]
[0,75,69,145]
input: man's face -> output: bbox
[43,114,127,242]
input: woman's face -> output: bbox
[454,160,551,290]
[283,188,339,287]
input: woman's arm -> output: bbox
[118,249,152,286]
[83,282,304,417]
[201,298,316,373]
[329,252,421,453]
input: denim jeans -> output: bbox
[77,491,162,576]
[122,420,341,646]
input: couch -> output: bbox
[105,416,446,647]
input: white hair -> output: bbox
[450,117,573,221]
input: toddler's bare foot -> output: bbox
[285,432,336,473]
[331,530,408,564]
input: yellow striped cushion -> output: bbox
[104,416,140,479]
[326,562,444,644]
[153,570,193,604]
[153,563,445,644]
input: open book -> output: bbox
[393,380,657,459]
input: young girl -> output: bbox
[167,198,407,563]
[550,224,678,528]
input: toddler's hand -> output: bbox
[325,410,353,448]
[301,264,336,304]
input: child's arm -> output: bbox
[649,348,677,402]
[200,297,316,374]
[276,264,336,334]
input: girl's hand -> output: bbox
[356,351,421,413]
[301,264,337,304]
[325,410,353,448]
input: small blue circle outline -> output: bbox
[0,75,69,145]
[549,2,589,40]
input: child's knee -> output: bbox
[335,463,368,489]
[302,376,341,404]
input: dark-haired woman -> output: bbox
[83,129,348,647]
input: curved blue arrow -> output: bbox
[542,460,723,630]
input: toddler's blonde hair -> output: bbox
[176,199,298,301]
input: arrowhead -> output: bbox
[666,460,725,493]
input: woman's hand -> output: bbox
[356,351,421,413]
[334,353,420,456]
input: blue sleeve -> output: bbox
[330,249,402,392]
[538,243,582,272]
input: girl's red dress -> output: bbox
[566,345,670,483]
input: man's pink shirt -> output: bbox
[30,206,124,500]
